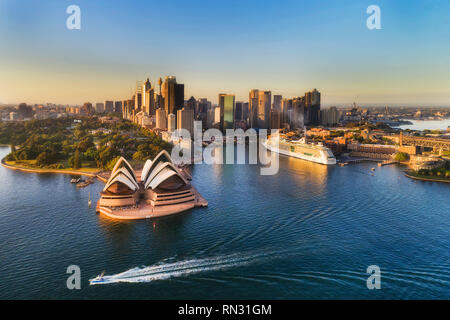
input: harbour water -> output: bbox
[398,118,450,131]
[0,146,449,299]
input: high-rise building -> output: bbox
[105,101,114,113]
[235,101,244,121]
[168,113,176,133]
[162,76,184,119]
[248,89,259,128]
[82,102,93,116]
[257,91,271,129]
[292,97,305,129]
[135,81,142,112]
[305,89,320,125]
[321,106,338,126]
[155,108,167,130]
[95,102,104,113]
[141,78,155,116]
[242,102,249,122]
[270,109,281,130]
[196,98,210,128]
[214,106,221,124]
[218,94,235,131]
[273,95,282,110]
[114,101,122,113]
[177,108,194,136]
[281,98,291,126]
[206,107,215,129]
[186,96,197,111]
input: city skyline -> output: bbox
[1,0,450,106]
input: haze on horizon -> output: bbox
[0,0,449,107]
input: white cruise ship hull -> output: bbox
[263,141,336,165]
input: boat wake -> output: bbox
[89,250,282,285]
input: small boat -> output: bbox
[70,178,81,183]
[88,192,92,208]
[89,271,105,285]
[371,168,376,171]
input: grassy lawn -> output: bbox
[406,171,450,182]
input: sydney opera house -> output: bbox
[97,150,206,220]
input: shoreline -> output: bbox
[405,171,450,184]
[1,157,108,183]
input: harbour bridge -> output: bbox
[399,132,450,151]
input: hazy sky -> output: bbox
[0,0,449,106]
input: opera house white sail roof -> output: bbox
[141,150,188,191]
[103,151,188,195]
[103,157,139,194]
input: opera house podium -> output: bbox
[97,151,206,220]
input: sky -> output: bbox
[0,0,449,106]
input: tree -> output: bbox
[73,149,81,169]
[394,152,408,162]
[36,152,56,167]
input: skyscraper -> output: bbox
[292,97,305,129]
[156,108,167,130]
[177,108,194,136]
[248,89,259,128]
[114,101,122,113]
[219,93,235,131]
[95,102,104,113]
[104,100,114,113]
[273,95,282,110]
[270,109,281,130]
[257,91,271,129]
[235,101,244,121]
[162,76,184,119]
[305,89,320,125]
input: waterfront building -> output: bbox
[98,157,140,208]
[97,151,202,219]
[156,108,167,130]
[177,108,194,136]
[219,93,235,130]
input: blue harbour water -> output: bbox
[0,145,449,299]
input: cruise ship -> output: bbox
[263,134,336,165]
